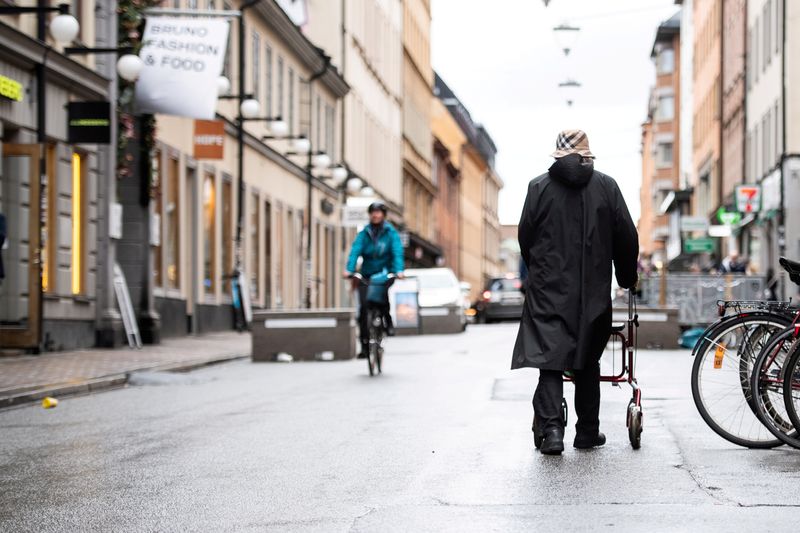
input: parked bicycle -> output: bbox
[350,272,397,376]
[691,257,800,449]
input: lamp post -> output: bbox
[553,23,581,56]
[558,79,581,107]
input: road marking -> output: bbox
[264,318,338,328]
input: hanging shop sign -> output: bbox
[761,171,781,213]
[67,101,111,144]
[342,205,370,228]
[680,216,709,233]
[0,75,23,102]
[684,237,715,254]
[135,16,230,119]
[193,119,225,159]
[716,207,741,226]
[735,184,762,214]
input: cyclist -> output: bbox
[343,202,405,358]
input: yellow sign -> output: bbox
[0,75,23,102]
[714,344,725,369]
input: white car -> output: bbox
[404,268,468,330]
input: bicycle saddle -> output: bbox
[779,257,800,285]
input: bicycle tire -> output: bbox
[782,335,800,431]
[691,312,790,448]
[750,326,800,448]
[367,309,379,376]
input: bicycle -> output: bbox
[748,257,800,448]
[690,298,796,448]
[350,272,397,376]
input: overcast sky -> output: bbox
[431,0,680,224]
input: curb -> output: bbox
[0,353,248,410]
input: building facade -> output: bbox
[0,0,119,351]
[126,0,350,341]
[640,12,681,265]
[431,96,464,278]
[304,0,404,214]
[692,0,722,229]
[745,0,797,296]
[721,0,747,213]
[401,0,438,268]
[434,73,502,301]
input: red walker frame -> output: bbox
[563,291,643,449]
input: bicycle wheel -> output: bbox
[691,313,790,448]
[367,309,379,376]
[750,327,800,448]
[782,337,800,431]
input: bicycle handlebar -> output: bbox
[348,273,398,287]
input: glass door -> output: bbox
[0,144,41,349]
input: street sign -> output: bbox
[735,185,762,213]
[194,120,225,159]
[716,207,741,226]
[684,237,715,254]
[680,216,709,232]
[708,225,732,238]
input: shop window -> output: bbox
[71,152,86,295]
[249,191,259,300]
[222,178,233,294]
[165,157,180,290]
[42,146,56,293]
[264,200,272,308]
[153,151,163,288]
[203,172,216,294]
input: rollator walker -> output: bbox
[562,290,642,449]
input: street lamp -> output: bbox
[292,136,311,153]
[116,54,144,82]
[217,75,231,96]
[311,152,331,170]
[240,98,260,119]
[360,186,375,198]
[558,79,581,107]
[346,177,364,195]
[269,119,288,137]
[331,166,349,184]
[553,23,580,56]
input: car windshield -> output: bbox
[418,273,456,289]
[491,279,521,292]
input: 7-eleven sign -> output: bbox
[735,185,762,214]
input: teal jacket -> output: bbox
[346,222,405,277]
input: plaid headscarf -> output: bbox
[551,129,595,159]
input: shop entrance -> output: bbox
[0,144,41,350]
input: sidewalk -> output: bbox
[0,332,251,409]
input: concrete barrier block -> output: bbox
[420,305,464,335]
[252,309,357,362]
[613,306,681,349]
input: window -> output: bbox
[288,67,295,135]
[187,0,197,8]
[264,200,272,308]
[777,0,783,54]
[655,141,674,168]
[277,57,284,118]
[657,48,674,74]
[252,31,260,102]
[775,101,781,163]
[222,178,233,294]
[325,104,335,156]
[203,172,216,294]
[165,157,180,290]
[249,191,259,300]
[153,152,163,287]
[764,2,771,69]
[754,17,760,83]
[265,45,273,116]
[656,94,675,121]
[42,146,56,293]
[71,153,86,295]
[315,95,321,148]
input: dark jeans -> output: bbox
[533,361,601,435]
[357,284,392,352]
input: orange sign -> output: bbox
[193,120,225,160]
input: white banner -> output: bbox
[135,16,230,119]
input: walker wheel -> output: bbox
[627,400,643,450]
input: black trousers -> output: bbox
[533,361,601,434]
[357,285,392,350]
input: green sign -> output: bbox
[716,207,741,226]
[684,238,716,254]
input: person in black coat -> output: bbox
[513,130,639,455]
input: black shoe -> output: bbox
[532,415,544,449]
[539,428,564,455]
[573,431,606,449]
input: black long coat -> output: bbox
[512,154,639,371]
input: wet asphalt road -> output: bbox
[2,323,800,532]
